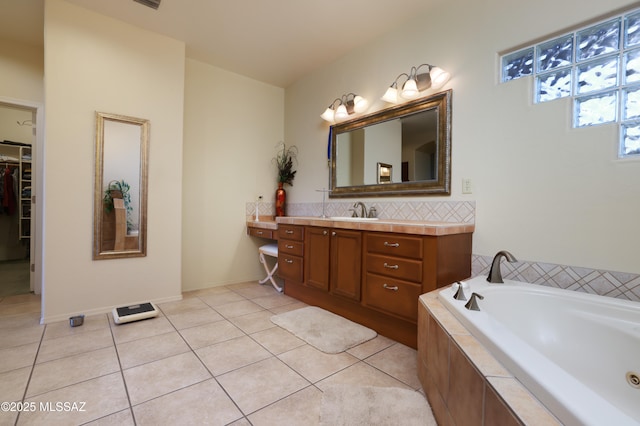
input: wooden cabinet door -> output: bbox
[330,229,362,301]
[305,227,330,291]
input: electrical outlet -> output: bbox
[462,178,473,194]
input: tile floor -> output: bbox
[0,281,424,425]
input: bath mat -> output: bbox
[320,385,436,426]
[270,306,377,353]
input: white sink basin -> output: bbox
[329,216,379,221]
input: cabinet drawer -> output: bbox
[364,273,421,321]
[366,253,422,283]
[278,225,304,241]
[366,233,423,260]
[278,254,303,282]
[279,239,304,257]
[248,228,273,239]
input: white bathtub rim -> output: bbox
[438,278,639,426]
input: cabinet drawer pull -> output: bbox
[285,244,294,249]
[323,230,328,236]
[284,258,294,264]
[383,262,399,270]
[383,284,399,291]
[285,230,294,234]
[384,241,400,247]
[256,231,263,235]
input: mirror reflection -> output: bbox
[93,112,149,260]
[331,90,451,197]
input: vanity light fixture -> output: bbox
[381,64,450,104]
[320,93,369,123]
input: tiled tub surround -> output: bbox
[417,290,561,426]
[248,200,640,302]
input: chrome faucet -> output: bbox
[353,201,368,218]
[487,250,518,283]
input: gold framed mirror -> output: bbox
[330,89,451,197]
[93,112,149,260]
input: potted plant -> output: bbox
[103,179,133,232]
[272,142,297,216]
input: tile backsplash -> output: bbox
[246,199,640,302]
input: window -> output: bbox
[500,9,640,158]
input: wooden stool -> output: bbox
[258,243,282,292]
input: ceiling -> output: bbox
[0,0,440,88]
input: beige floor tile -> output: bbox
[217,357,310,415]
[315,362,412,391]
[268,301,308,314]
[365,343,421,389]
[21,372,129,425]
[110,316,174,344]
[117,331,190,369]
[278,345,359,383]
[0,408,18,425]
[0,312,41,329]
[0,367,30,402]
[165,307,224,330]
[250,326,305,355]
[123,352,211,405]
[346,334,396,359]
[196,335,272,376]
[179,320,244,349]
[0,342,39,373]
[43,313,110,340]
[248,385,322,426]
[228,418,252,426]
[251,293,297,309]
[36,328,113,364]
[183,285,233,298]
[214,300,265,318]
[0,301,40,317]
[231,284,281,299]
[0,323,43,350]
[157,297,210,316]
[27,346,120,397]
[199,291,246,307]
[229,310,277,334]
[133,379,243,425]
[84,409,135,426]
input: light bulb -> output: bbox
[381,86,398,103]
[353,95,368,113]
[430,67,450,89]
[334,104,348,122]
[320,107,335,122]
[401,78,419,99]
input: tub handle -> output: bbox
[464,292,484,311]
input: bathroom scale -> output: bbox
[112,302,159,324]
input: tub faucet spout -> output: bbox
[487,250,517,283]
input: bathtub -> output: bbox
[438,276,640,426]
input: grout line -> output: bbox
[14,321,46,425]
[107,312,138,426]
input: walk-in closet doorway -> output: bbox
[0,98,42,299]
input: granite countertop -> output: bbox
[269,216,474,236]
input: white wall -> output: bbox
[42,0,185,321]
[285,0,640,275]
[182,59,284,291]
[0,39,43,103]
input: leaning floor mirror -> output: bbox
[93,112,149,260]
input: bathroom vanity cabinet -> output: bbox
[274,218,473,348]
[304,227,362,300]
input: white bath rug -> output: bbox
[270,306,377,353]
[319,385,437,426]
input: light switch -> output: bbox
[462,178,473,194]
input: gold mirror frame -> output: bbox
[330,89,451,197]
[93,112,149,260]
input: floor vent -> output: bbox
[133,0,161,10]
